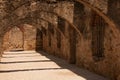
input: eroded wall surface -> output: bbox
[0,0,120,80]
[40,1,120,80]
[3,25,37,51]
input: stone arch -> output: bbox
[1,12,69,52]
[75,0,119,37]
[2,0,119,37]
[2,15,65,39]
[1,0,119,63]
[1,0,118,63]
[3,26,24,51]
[37,2,119,37]
[1,2,82,38]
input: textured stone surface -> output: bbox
[108,0,120,27]
[0,0,120,80]
[3,27,24,51]
[3,25,37,51]
[23,24,36,50]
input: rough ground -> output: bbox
[0,51,109,80]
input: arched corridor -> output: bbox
[0,0,120,80]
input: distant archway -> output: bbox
[3,27,24,51]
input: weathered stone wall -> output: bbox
[85,0,108,13]
[108,0,120,28]
[41,1,120,80]
[73,2,120,80]
[3,25,37,51]
[23,24,37,50]
[3,27,24,51]
[41,1,74,62]
[0,0,120,80]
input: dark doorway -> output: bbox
[91,11,105,61]
[69,25,77,64]
[36,29,43,51]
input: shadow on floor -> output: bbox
[3,52,35,55]
[0,68,65,73]
[0,60,52,64]
[0,51,109,80]
[37,51,109,80]
[2,55,44,58]
[10,50,24,52]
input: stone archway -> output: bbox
[3,27,24,51]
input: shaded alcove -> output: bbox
[3,24,38,52]
[90,11,105,61]
[35,29,43,51]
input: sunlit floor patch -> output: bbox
[0,51,109,80]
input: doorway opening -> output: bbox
[3,27,24,52]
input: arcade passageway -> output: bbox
[0,0,120,80]
[0,51,108,80]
